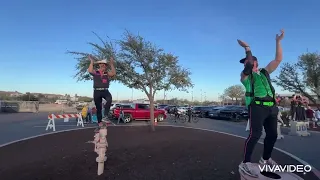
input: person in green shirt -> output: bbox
[238,29,285,178]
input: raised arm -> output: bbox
[107,56,116,77]
[238,40,254,82]
[87,55,95,74]
[265,29,285,74]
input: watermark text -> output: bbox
[259,164,312,173]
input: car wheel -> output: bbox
[157,114,164,122]
[123,114,132,123]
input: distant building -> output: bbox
[9,91,23,97]
[41,93,64,99]
[0,91,23,97]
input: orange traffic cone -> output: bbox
[154,118,158,126]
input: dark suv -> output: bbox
[192,106,215,118]
[218,106,248,121]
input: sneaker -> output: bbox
[94,127,100,133]
[239,162,259,178]
[94,122,103,132]
[102,117,108,122]
[259,157,277,165]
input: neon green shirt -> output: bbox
[241,68,274,107]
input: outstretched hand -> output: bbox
[237,39,249,48]
[88,54,95,63]
[109,56,114,64]
[276,29,285,42]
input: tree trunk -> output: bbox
[148,95,155,132]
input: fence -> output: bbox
[0,101,77,113]
[0,101,38,113]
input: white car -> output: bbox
[278,106,290,112]
[110,103,121,110]
[177,107,187,114]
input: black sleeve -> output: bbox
[246,50,253,60]
[242,50,254,75]
[89,72,96,76]
[242,61,253,75]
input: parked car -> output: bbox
[278,106,290,112]
[177,107,188,114]
[218,106,248,121]
[192,106,215,118]
[76,104,85,111]
[113,103,167,123]
[157,104,169,109]
[208,106,224,118]
[110,103,122,110]
[165,105,177,114]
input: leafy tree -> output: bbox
[37,93,45,99]
[202,101,212,106]
[272,52,320,105]
[0,95,14,101]
[67,32,118,82]
[78,96,93,102]
[223,85,245,104]
[68,31,193,131]
[20,93,37,101]
[278,96,291,108]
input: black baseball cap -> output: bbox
[240,56,258,64]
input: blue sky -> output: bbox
[1,0,319,101]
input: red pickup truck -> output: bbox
[113,103,166,123]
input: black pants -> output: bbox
[94,89,112,123]
[85,113,92,123]
[243,104,278,163]
[174,112,180,118]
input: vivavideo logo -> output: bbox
[258,164,312,173]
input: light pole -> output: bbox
[200,89,202,103]
[131,89,134,102]
[163,90,165,104]
[191,91,194,102]
[117,92,119,102]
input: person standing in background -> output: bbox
[290,94,298,121]
[35,101,39,113]
[306,106,317,128]
[315,109,320,124]
[277,109,284,125]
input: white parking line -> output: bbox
[34,125,81,127]
[0,126,95,148]
[158,124,320,179]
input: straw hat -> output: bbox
[94,59,108,64]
